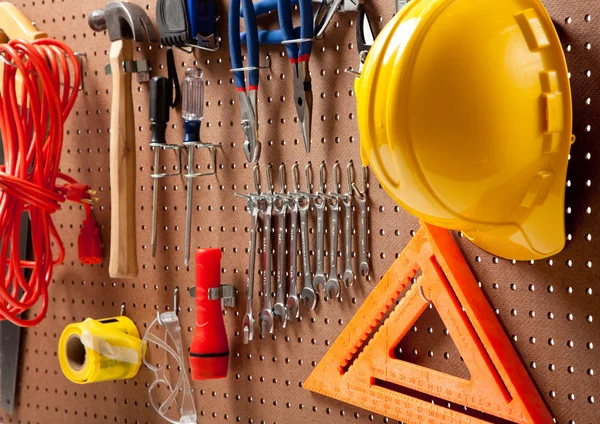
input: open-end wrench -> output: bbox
[326,162,342,298]
[355,166,370,277]
[242,195,259,344]
[259,167,275,337]
[285,192,300,321]
[342,193,354,287]
[238,165,262,344]
[273,166,288,328]
[342,162,355,287]
[299,194,317,310]
[312,162,327,293]
[312,194,327,293]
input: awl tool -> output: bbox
[149,76,180,258]
[181,67,221,267]
[182,68,204,268]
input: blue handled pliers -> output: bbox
[229,0,262,162]
[241,0,314,153]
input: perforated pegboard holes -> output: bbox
[1,1,598,424]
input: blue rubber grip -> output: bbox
[242,0,260,88]
[184,121,202,143]
[186,0,216,39]
[241,27,303,45]
[277,0,299,61]
[240,0,299,17]
[228,0,245,89]
[298,0,313,58]
[246,0,277,16]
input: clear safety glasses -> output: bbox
[142,288,197,424]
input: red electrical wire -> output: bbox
[0,38,84,327]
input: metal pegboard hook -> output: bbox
[278,163,287,194]
[396,0,409,14]
[305,162,313,194]
[352,165,368,200]
[265,163,274,194]
[230,54,271,72]
[252,163,261,194]
[120,303,126,316]
[273,163,288,214]
[291,162,300,193]
[419,285,433,306]
[173,286,180,315]
[332,161,341,195]
[319,161,327,194]
[346,160,355,196]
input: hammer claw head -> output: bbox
[88,1,158,43]
[88,9,107,32]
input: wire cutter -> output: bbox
[240,0,314,153]
[229,0,262,162]
[313,0,360,38]
[356,0,375,73]
[286,0,314,153]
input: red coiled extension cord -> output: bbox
[0,38,98,327]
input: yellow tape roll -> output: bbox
[58,316,143,384]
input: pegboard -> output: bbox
[0,0,598,423]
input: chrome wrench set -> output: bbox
[237,162,370,343]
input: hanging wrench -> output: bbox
[273,165,288,328]
[242,195,259,344]
[299,194,317,309]
[312,162,327,293]
[259,166,275,337]
[325,162,342,299]
[238,165,262,344]
[286,164,302,320]
[342,162,355,287]
[354,165,370,277]
[299,164,317,310]
[286,191,300,320]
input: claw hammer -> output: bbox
[88,2,158,278]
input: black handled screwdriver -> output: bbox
[149,76,172,258]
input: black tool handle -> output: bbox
[156,0,190,46]
[149,76,171,144]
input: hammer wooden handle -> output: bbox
[108,39,138,278]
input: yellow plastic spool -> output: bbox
[58,316,143,384]
[356,0,573,260]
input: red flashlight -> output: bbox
[189,248,229,380]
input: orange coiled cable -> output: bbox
[0,38,83,327]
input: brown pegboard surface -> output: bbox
[0,0,598,423]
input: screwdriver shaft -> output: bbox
[184,146,194,267]
[151,149,160,258]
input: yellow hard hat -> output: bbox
[356,0,573,260]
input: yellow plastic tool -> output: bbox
[356,0,573,260]
[0,2,46,42]
[305,223,554,423]
[58,316,143,384]
[0,2,47,102]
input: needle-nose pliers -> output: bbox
[241,0,314,153]
[229,0,262,162]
